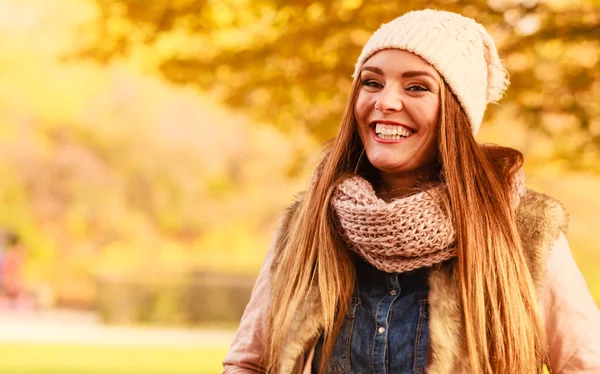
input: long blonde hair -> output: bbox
[263,78,546,373]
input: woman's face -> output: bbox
[354,49,441,177]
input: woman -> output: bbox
[223,9,600,373]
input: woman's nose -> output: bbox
[374,86,404,113]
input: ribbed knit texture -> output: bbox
[353,9,509,135]
[331,171,526,273]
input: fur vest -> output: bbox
[271,189,568,373]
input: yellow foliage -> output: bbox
[0,0,597,311]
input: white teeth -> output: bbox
[374,123,413,139]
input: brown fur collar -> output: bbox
[270,189,568,373]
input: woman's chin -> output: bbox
[368,160,410,175]
[368,158,438,177]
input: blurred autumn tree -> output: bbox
[0,0,312,308]
[2,0,599,315]
[78,0,600,170]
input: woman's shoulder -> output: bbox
[516,189,568,238]
[515,189,569,290]
[268,192,306,268]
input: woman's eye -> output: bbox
[406,85,429,92]
[361,79,383,89]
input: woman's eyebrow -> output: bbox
[360,66,383,75]
[401,70,438,80]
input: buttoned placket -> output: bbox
[371,272,402,374]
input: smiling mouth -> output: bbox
[373,122,415,140]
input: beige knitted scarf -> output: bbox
[331,173,525,273]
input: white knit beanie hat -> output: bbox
[353,9,509,135]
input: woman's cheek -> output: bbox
[354,93,375,123]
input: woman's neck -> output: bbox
[376,167,439,201]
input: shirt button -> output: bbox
[377,326,385,334]
[389,289,397,296]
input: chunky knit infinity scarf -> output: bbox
[331,173,525,273]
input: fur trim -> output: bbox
[515,189,568,291]
[426,262,469,373]
[271,193,304,271]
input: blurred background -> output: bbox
[0,0,598,373]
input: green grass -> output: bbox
[0,344,227,374]
[0,343,561,373]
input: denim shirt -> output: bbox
[312,256,430,374]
